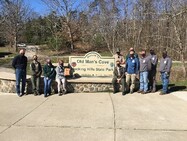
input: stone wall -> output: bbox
[68,83,113,93]
[0,72,32,94]
[0,79,17,93]
[0,79,32,93]
[0,78,116,94]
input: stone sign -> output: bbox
[69,52,115,77]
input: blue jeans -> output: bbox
[161,72,169,93]
[15,69,26,95]
[44,77,52,97]
[140,71,148,92]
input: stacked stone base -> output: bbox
[0,78,116,94]
[0,79,33,93]
[0,79,17,93]
[68,83,113,93]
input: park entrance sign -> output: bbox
[69,52,115,77]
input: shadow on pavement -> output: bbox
[157,84,187,92]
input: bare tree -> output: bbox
[166,0,187,77]
[1,0,31,51]
[89,0,120,54]
[41,0,86,52]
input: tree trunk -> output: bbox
[14,34,18,52]
[112,28,116,54]
[105,37,113,55]
[172,15,186,78]
[67,25,74,52]
[181,53,187,78]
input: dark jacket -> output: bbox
[159,56,172,73]
[43,64,56,79]
[125,57,139,74]
[30,61,42,77]
[148,54,158,70]
[113,66,125,79]
[12,55,27,70]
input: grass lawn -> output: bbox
[0,46,10,52]
[0,58,13,68]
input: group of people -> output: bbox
[112,48,172,95]
[12,49,67,97]
[12,48,172,97]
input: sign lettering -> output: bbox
[69,52,115,77]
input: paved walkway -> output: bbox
[0,92,187,141]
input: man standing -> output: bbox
[43,59,56,98]
[112,60,126,95]
[159,51,172,95]
[125,50,139,94]
[30,55,42,96]
[148,49,158,92]
[113,48,125,66]
[138,50,152,94]
[12,49,27,97]
[125,47,139,62]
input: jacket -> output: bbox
[125,57,139,74]
[148,54,158,70]
[56,65,65,79]
[125,53,139,62]
[139,56,152,72]
[30,60,42,77]
[113,66,125,79]
[159,56,172,73]
[12,55,27,70]
[43,64,56,79]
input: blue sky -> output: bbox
[25,0,92,15]
[25,0,48,15]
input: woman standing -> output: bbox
[43,59,56,97]
[56,60,67,96]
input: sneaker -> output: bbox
[34,91,37,96]
[137,90,143,93]
[122,92,126,96]
[21,92,26,96]
[159,91,166,95]
[58,92,62,96]
[17,93,22,97]
[141,91,148,94]
[130,90,133,94]
[113,91,117,94]
[151,90,156,93]
[36,91,40,95]
[125,89,130,94]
